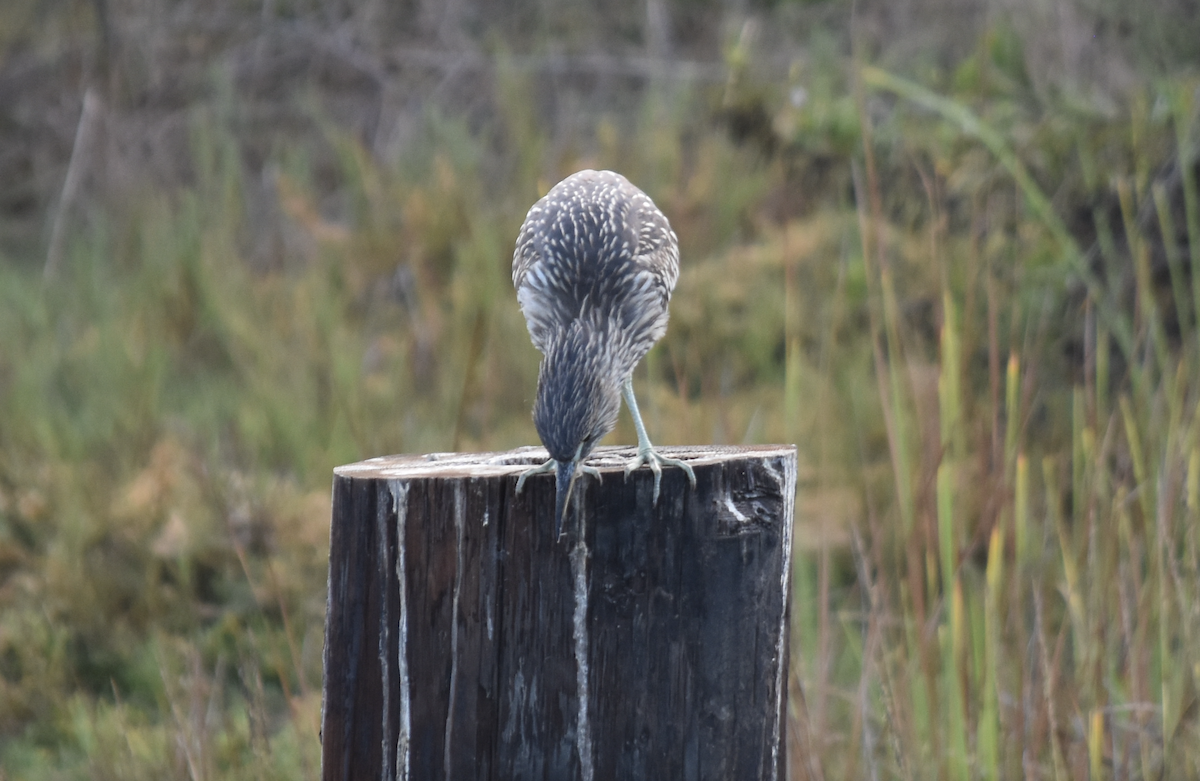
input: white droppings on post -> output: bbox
[390,480,412,781]
[501,668,523,744]
[376,492,393,779]
[483,506,494,641]
[336,445,712,484]
[570,531,594,781]
[761,458,782,489]
[444,481,466,775]
[769,455,797,781]
[724,494,749,523]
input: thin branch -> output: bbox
[44,88,103,281]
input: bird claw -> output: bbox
[623,449,696,505]
[515,459,602,494]
[515,458,556,494]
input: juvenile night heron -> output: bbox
[513,169,696,534]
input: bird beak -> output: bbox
[554,458,580,538]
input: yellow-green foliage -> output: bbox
[1,25,1200,780]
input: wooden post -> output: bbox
[322,445,796,781]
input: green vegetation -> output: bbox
[1,2,1199,777]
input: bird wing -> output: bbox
[512,194,573,353]
[512,170,679,361]
[622,183,678,335]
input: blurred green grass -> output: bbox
[1,12,1200,779]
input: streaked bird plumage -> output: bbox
[513,169,695,534]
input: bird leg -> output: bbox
[621,377,696,504]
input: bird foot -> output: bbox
[515,458,601,494]
[623,448,696,505]
[515,459,554,494]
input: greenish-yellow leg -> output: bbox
[621,377,696,504]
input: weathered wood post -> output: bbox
[321,444,796,780]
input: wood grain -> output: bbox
[322,445,796,781]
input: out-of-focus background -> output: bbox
[1,0,1198,777]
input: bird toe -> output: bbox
[515,458,556,494]
[623,448,693,504]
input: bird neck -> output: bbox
[533,321,622,463]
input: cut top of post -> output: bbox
[334,444,795,481]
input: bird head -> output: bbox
[533,323,621,535]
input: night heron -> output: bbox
[513,169,696,534]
